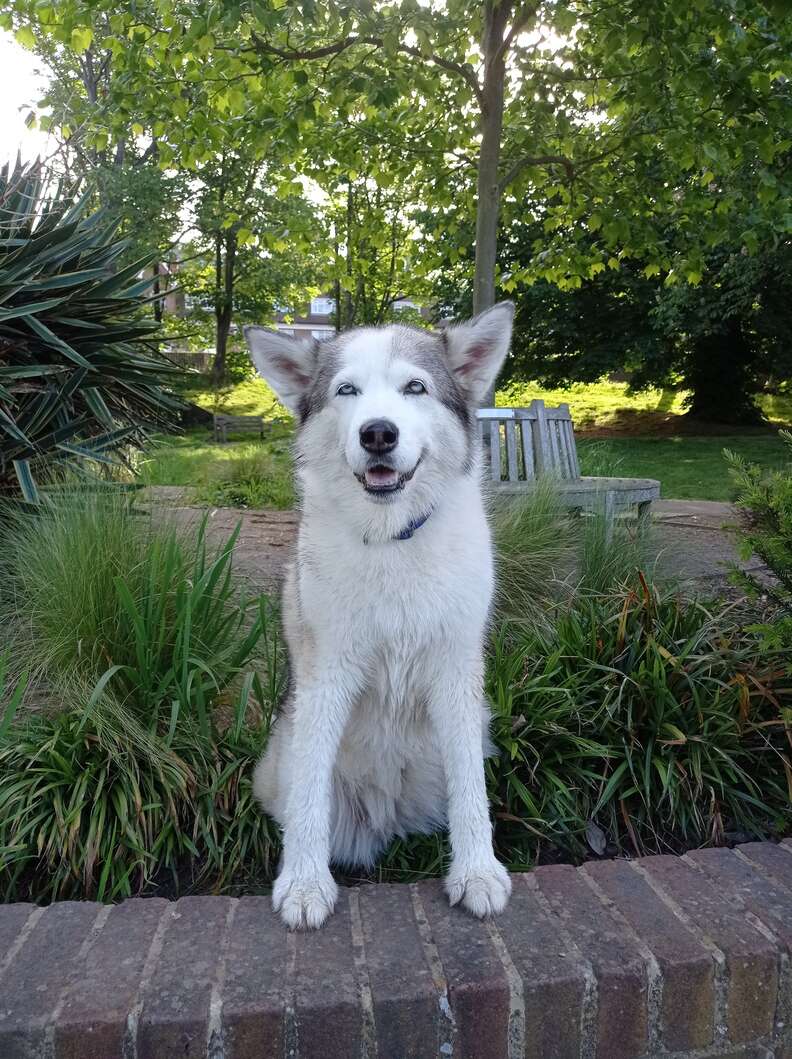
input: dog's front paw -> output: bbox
[272,866,338,930]
[445,857,512,918]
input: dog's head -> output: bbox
[244,303,513,536]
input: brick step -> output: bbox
[0,841,791,1058]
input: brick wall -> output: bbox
[0,840,790,1058]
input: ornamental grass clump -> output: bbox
[0,493,285,901]
[487,575,790,865]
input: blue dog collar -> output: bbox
[393,510,432,541]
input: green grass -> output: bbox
[137,426,294,509]
[500,379,792,428]
[179,376,287,418]
[141,422,790,506]
[578,435,791,501]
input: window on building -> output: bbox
[310,297,335,316]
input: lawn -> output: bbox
[146,374,791,504]
[577,434,790,501]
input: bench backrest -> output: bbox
[214,414,264,428]
[476,401,581,484]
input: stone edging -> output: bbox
[1,840,791,1058]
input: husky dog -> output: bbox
[244,302,514,929]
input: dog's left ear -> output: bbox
[443,301,515,402]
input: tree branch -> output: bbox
[251,32,483,108]
[499,153,575,191]
[493,3,540,66]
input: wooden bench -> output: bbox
[477,401,660,533]
[213,414,268,443]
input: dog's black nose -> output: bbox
[359,418,399,454]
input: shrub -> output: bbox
[0,158,182,500]
[198,445,294,510]
[487,576,790,864]
[0,494,284,900]
[1,488,788,901]
[491,481,577,624]
[726,431,792,621]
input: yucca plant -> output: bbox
[0,157,181,500]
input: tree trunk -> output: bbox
[212,230,237,384]
[333,225,342,333]
[475,0,510,406]
[344,180,355,328]
[152,261,162,324]
[685,322,764,425]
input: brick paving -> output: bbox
[1,841,790,1058]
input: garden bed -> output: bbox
[1,486,789,907]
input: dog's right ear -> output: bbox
[243,326,318,413]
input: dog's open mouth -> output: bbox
[355,458,422,495]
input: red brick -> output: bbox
[738,842,792,888]
[291,888,363,1059]
[535,863,648,1059]
[220,896,288,1059]
[55,898,169,1059]
[0,902,101,1058]
[137,895,233,1059]
[642,854,777,1043]
[583,858,714,1051]
[416,878,510,1058]
[687,847,792,953]
[496,873,588,1059]
[357,883,440,1058]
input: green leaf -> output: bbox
[14,26,35,49]
[12,459,40,503]
[70,26,94,53]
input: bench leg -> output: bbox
[637,500,652,537]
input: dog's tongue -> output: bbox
[365,466,399,489]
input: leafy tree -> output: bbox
[442,214,792,422]
[11,7,188,279]
[318,177,429,330]
[179,157,326,381]
[8,0,792,395]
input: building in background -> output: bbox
[274,295,434,339]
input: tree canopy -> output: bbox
[4,0,792,405]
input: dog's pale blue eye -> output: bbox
[336,383,358,396]
[405,380,427,395]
